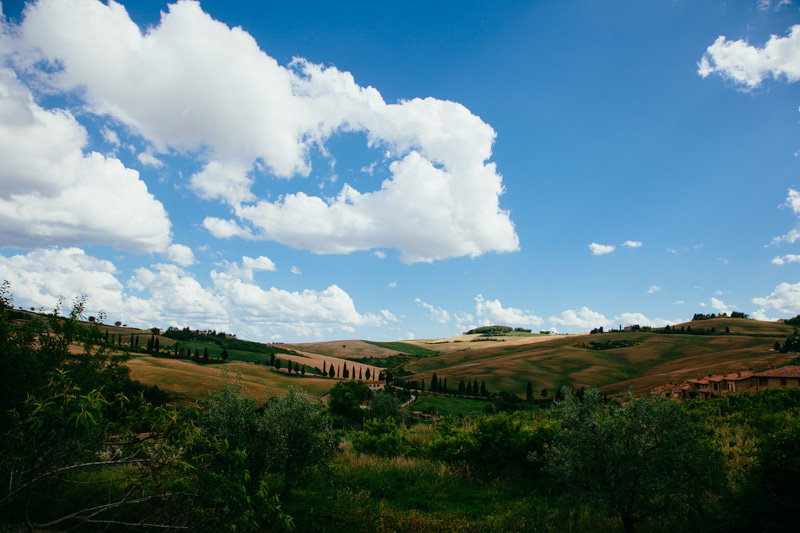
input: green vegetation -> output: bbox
[4,282,800,532]
[354,342,439,378]
[572,339,641,350]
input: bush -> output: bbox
[351,418,409,458]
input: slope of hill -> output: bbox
[394,319,796,396]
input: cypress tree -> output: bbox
[365,368,371,380]
[270,353,275,367]
[203,347,209,362]
[480,381,487,396]
[473,379,479,396]
[221,349,229,360]
[328,365,335,378]
[431,372,438,392]
[458,380,466,395]
[359,367,363,380]
[275,358,282,370]
[323,361,327,374]
[154,337,160,353]
[526,381,533,400]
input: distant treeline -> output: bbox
[162,326,299,357]
[692,311,749,321]
[464,325,532,335]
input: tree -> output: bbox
[203,346,209,363]
[328,380,371,426]
[275,358,282,370]
[369,390,401,421]
[543,387,725,532]
[526,381,533,400]
[154,336,160,353]
[328,365,335,378]
[431,372,439,392]
[261,387,335,496]
[365,367,371,381]
[221,349,229,360]
[541,388,548,398]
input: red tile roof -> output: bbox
[755,366,800,378]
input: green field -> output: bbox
[408,395,489,417]
[364,341,438,357]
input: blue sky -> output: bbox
[1,0,799,342]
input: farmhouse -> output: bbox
[654,366,800,400]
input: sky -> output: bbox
[0,0,799,342]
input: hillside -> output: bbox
[370,318,797,396]
[27,308,797,402]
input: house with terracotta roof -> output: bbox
[754,366,800,389]
[654,367,797,400]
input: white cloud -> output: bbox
[698,24,800,89]
[162,244,196,266]
[137,151,164,168]
[548,307,610,330]
[622,240,642,248]
[673,300,685,305]
[710,297,734,314]
[203,217,254,239]
[11,0,518,263]
[614,312,675,328]
[753,281,800,314]
[373,250,386,259]
[100,127,120,146]
[415,298,450,324]
[380,309,398,322]
[290,266,302,275]
[752,308,779,321]
[474,294,543,327]
[0,246,383,340]
[388,281,397,288]
[242,255,277,272]
[589,243,616,256]
[772,189,800,245]
[772,254,800,265]
[0,247,125,315]
[648,285,661,294]
[0,67,171,253]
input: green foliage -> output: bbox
[261,386,336,496]
[351,418,409,458]
[0,283,289,532]
[572,339,640,350]
[369,390,401,421]
[328,380,371,426]
[543,387,725,532]
[464,325,513,335]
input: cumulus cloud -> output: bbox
[242,255,276,272]
[548,307,610,330]
[0,67,171,253]
[0,247,125,314]
[614,312,675,328]
[11,0,518,263]
[415,298,450,324]
[648,285,661,294]
[698,24,800,89]
[589,243,616,256]
[137,151,164,168]
[0,247,381,340]
[771,254,800,265]
[474,294,543,327]
[622,240,642,248]
[710,297,735,314]
[290,266,302,275]
[162,244,196,266]
[752,281,800,314]
[772,189,800,245]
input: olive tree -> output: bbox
[543,387,724,532]
[261,386,336,496]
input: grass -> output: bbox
[125,356,337,405]
[407,395,489,418]
[363,341,439,357]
